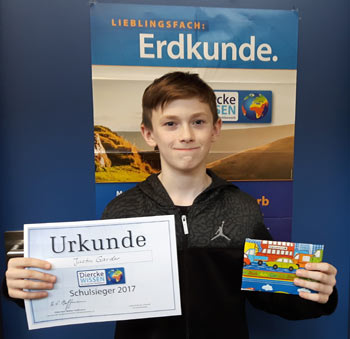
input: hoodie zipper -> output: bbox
[181,215,189,235]
[180,213,190,338]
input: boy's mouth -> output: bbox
[173,147,200,151]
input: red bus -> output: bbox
[252,240,295,265]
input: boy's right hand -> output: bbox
[6,258,56,300]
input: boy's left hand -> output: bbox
[294,262,337,304]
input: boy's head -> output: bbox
[142,72,218,130]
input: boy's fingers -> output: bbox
[8,257,51,270]
[6,258,55,301]
[303,262,337,275]
[8,289,49,300]
[294,278,333,295]
[7,276,55,291]
[6,268,56,283]
[296,270,335,285]
[298,291,329,304]
[296,266,337,287]
[294,262,337,305]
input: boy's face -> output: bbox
[141,98,221,174]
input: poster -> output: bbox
[90,3,298,240]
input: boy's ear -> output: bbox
[141,124,157,148]
[211,118,222,142]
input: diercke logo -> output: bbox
[77,268,125,287]
[215,91,239,122]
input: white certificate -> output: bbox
[24,216,181,330]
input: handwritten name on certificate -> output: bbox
[24,216,181,330]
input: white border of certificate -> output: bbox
[24,216,181,329]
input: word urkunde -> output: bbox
[50,231,146,253]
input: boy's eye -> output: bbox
[193,119,205,125]
[164,121,175,127]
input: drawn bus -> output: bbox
[245,240,295,266]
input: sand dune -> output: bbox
[96,124,294,182]
[207,136,294,180]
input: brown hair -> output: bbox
[142,72,218,130]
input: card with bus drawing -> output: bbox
[241,238,324,294]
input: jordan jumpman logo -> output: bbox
[211,221,231,241]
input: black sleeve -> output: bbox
[1,276,24,308]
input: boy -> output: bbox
[6,72,337,338]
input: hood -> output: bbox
[137,169,238,207]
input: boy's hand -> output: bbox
[6,258,56,300]
[294,262,337,304]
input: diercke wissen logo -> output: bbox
[77,268,125,287]
[215,90,272,123]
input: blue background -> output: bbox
[0,1,348,339]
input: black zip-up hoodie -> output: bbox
[102,171,337,339]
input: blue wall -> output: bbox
[0,0,348,338]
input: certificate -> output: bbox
[24,216,181,329]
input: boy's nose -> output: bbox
[179,124,194,142]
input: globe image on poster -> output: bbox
[242,93,269,120]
